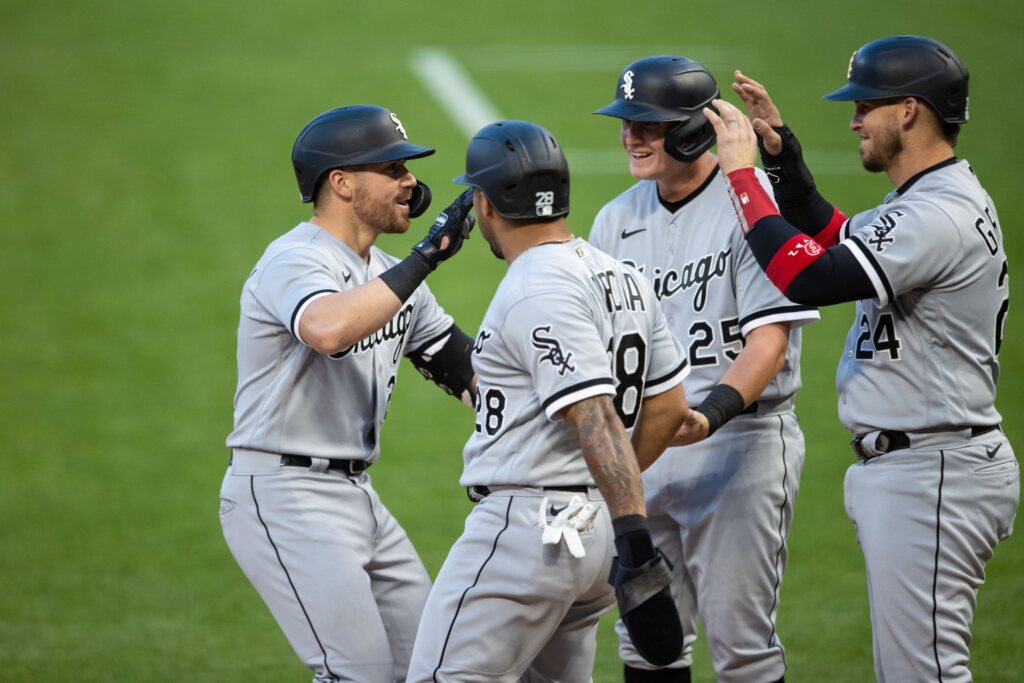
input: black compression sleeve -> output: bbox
[695,384,745,436]
[378,253,432,303]
[745,214,877,305]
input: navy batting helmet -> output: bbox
[824,35,970,124]
[453,120,570,220]
[291,105,435,203]
[594,55,720,163]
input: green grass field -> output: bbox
[2,1,1022,680]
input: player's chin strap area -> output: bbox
[538,495,599,558]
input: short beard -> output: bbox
[352,185,408,235]
[861,126,903,173]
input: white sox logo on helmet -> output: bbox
[390,112,408,139]
[621,70,636,100]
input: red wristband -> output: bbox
[724,167,779,236]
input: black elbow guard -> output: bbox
[407,324,475,406]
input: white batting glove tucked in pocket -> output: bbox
[538,495,599,558]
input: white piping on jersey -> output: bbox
[292,291,334,347]
[738,309,821,337]
[843,240,889,307]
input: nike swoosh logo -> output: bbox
[342,271,352,283]
[549,504,568,516]
[986,443,1003,459]
[620,228,647,239]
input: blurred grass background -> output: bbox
[1,0,1021,680]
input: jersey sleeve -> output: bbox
[404,280,456,354]
[843,199,964,307]
[732,173,820,335]
[253,247,342,340]
[503,292,616,421]
[638,275,689,396]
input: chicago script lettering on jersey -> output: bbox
[623,247,731,312]
[473,329,492,354]
[331,303,414,363]
[530,325,576,376]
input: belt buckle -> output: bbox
[344,460,367,476]
[467,485,490,503]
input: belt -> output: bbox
[467,484,590,503]
[280,454,370,475]
[852,425,1000,461]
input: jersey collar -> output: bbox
[895,157,958,196]
[657,164,720,214]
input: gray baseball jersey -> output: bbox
[589,167,816,681]
[836,159,1018,681]
[835,159,1005,433]
[221,221,454,683]
[407,238,687,683]
[590,169,819,409]
[460,237,688,488]
[226,221,453,461]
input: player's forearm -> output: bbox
[298,279,404,355]
[564,395,645,519]
[717,323,789,405]
[631,384,687,471]
[727,169,875,306]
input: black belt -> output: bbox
[852,425,1000,460]
[467,484,590,502]
[280,454,370,475]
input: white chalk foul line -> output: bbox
[410,47,503,139]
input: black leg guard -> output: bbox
[623,664,691,683]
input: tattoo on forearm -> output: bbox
[574,397,645,518]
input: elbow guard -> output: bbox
[407,324,475,406]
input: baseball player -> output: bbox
[589,56,819,683]
[709,35,1020,682]
[219,105,477,683]
[406,120,699,683]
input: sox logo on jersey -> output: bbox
[531,325,577,375]
[866,210,904,252]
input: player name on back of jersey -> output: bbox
[593,268,647,314]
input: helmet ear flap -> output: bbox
[663,117,717,163]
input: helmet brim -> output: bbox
[823,82,896,102]
[593,99,686,123]
[344,141,435,166]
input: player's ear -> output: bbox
[328,169,355,201]
[900,97,920,131]
[474,189,495,219]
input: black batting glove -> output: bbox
[411,188,475,270]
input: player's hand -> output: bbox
[731,70,784,155]
[669,409,710,447]
[411,188,475,269]
[703,99,758,175]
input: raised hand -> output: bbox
[731,70,784,155]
